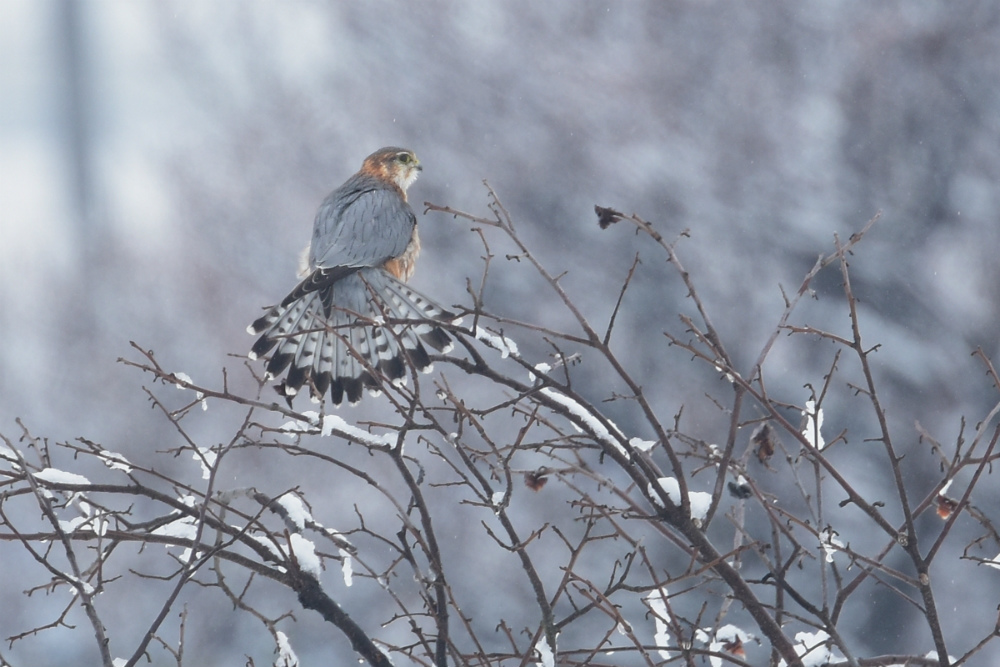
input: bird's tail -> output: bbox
[248,268,458,405]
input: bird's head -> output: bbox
[362,147,422,194]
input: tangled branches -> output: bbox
[2,187,999,667]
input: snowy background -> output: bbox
[2,1,1000,665]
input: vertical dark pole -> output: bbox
[54,0,99,344]
[56,0,94,247]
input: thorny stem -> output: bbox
[834,236,950,664]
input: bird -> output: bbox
[247,147,457,406]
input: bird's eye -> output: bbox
[397,153,411,164]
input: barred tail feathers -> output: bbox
[377,276,458,355]
[248,268,456,405]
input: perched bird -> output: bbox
[248,147,456,405]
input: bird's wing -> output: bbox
[309,184,416,271]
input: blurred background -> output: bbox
[2,0,1000,664]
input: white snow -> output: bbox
[280,411,321,436]
[154,516,200,563]
[777,630,844,667]
[101,450,133,472]
[192,447,217,480]
[321,414,395,447]
[59,517,90,533]
[34,468,90,486]
[59,515,108,536]
[276,494,312,531]
[475,326,519,358]
[687,492,713,522]
[629,437,656,452]
[650,477,680,503]
[153,517,197,541]
[290,533,321,579]
[648,477,713,521]
[712,359,736,383]
[0,440,19,464]
[76,498,93,517]
[819,527,845,563]
[534,634,555,667]
[340,548,354,587]
[802,399,825,449]
[645,590,673,659]
[173,372,208,410]
[65,576,95,597]
[924,651,956,663]
[247,532,283,560]
[529,362,552,382]
[274,630,299,667]
[540,388,626,455]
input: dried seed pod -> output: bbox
[935,495,959,520]
[752,422,776,463]
[524,467,550,492]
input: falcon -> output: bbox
[248,147,456,405]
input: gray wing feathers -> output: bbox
[309,184,416,272]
